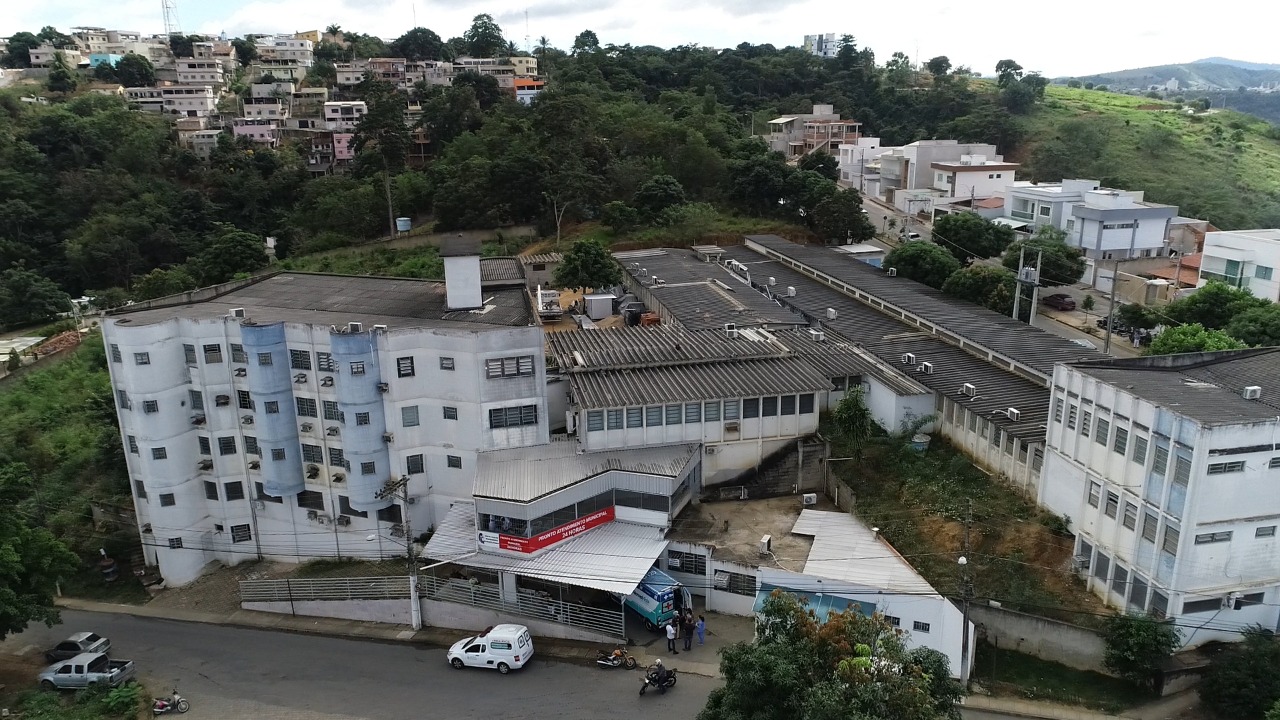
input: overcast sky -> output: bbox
[3,0,1274,77]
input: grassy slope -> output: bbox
[1016,86,1280,229]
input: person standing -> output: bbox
[666,620,679,654]
[682,612,695,651]
[696,615,706,645]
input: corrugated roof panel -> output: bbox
[475,441,698,502]
[793,510,938,595]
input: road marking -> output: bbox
[12,644,38,657]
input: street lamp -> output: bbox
[957,555,972,686]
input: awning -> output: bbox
[992,217,1031,229]
[424,503,669,596]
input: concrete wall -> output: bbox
[968,603,1107,674]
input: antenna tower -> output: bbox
[524,10,531,53]
[162,0,182,37]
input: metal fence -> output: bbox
[239,574,624,638]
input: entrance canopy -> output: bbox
[425,503,669,596]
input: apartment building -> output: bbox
[335,61,370,87]
[803,33,841,58]
[232,118,280,146]
[163,86,218,117]
[254,34,314,67]
[183,129,224,160]
[877,141,1002,209]
[323,101,367,131]
[929,155,1019,200]
[766,104,861,159]
[1040,350,1280,646]
[176,59,226,88]
[242,96,290,120]
[1198,229,1280,301]
[125,87,165,113]
[29,43,86,67]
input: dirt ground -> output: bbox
[146,561,295,615]
[0,653,40,706]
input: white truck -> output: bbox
[38,652,136,690]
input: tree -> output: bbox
[1167,281,1269,330]
[115,54,156,88]
[884,242,962,290]
[390,27,445,61]
[925,56,952,79]
[132,267,198,300]
[46,51,78,94]
[1102,615,1181,691]
[553,238,622,292]
[932,212,1015,263]
[1224,305,1280,347]
[0,463,80,641]
[632,175,687,218]
[811,191,876,244]
[942,265,1018,314]
[6,349,20,372]
[1147,323,1248,355]
[88,287,131,310]
[572,30,600,55]
[1138,125,1179,157]
[601,201,641,234]
[189,230,269,285]
[884,51,914,87]
[995,59,1024,87]
[1,31,41,68]
[699,591,963,720]
[1067,79,1083,88]
[0,267,71,329]
[1000,81,1037,114]
[1081,294,1096,316]
[168,34,204,59]
[1000,226,1086,287]
[1084,82,1095,90]
[1022,73,1049,100]
[1118,303,1160,331]
[231,38,258,66]
[450,70,503,111]
[798,151,839,181]
[463,14,506,58]
[1200,628,1280,720]
[831,388,875,458]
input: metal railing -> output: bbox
[240,576,410,602]
[1199,270,1248,289]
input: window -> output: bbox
[143,399,159,414]
[443,406,458,421]
[1067,405,1078,429]
[355,412,370,426]
[667,549,708,575]
[717,571,756,596]
[302,444,323,463]
[203,344,223,363]
[211,435,235,456]
[488,354,537,378]
[1039,205,1051,217]
[377,505,403,523]
[245,436,260,455]
[627,407,644,427]
[1208,461,1246,474]
[646,406,663,426]
[256,481,283,503]
[1111,565,1129,595]
[151,446,168,460]
[799,393,815,414]
[257,352,273,366]
[184,344,197,365]
[1053,398,1064,423]
[685,403,701,423]
[586,410,605,432]
[1194,531,1232,544]
[1081,410,1092,436]
[349,362,365,376]
[1105,491,1119,518]
[447,455,462,469]
[1087,481,1101,507]
[134,352,151,365]
[198,436,211,455]
[188,389,204,411]
[128,435,139,454]
[781,395,797,416]
[1153,444,1169,475]
[316,352,334,371]
[1113,427,1129,455]
[406,454,425,474]
[723,400,740,420]
[134,480,146,498]
[360,461,376,476]
[762,396,778,417]
[1123,502,1138,530]
[230,343,247,363]
[168,537,183,549]
[1256,266,1274,281]
[296,397,318,417]
[289,349,312,370]
[271,448,286,461]
[489,405,538,428]
[236,389,253,410]
[743,398,760,419]
[230,524,252,543]
[884,615,901,627]
[295,490,324,511]
[1162,526,1180,556]
[607,409,624,430]
[204,481,219,500]
[224,481,245,500]
[336,494,368,518]
[265,401,279,414]
[1258,526,1277,538]
[1095,418,1109,445]
[117,389,131,410]
[1142,511,1159,543]
[1032,447,1044,471]
[110,344,122,363]
[1132,435,1148,465]
[913,621,931,633]
[396,356,415,377]
[323,401,342,421]
[160,493,176,507]
[329,447,345,467]
[439,357,455,370]
[665,405,683,425]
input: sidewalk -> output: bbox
[963,690,1201,720]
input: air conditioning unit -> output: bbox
[918,362,934,374]
[382,432,394,443]
[887,267,898,277]
[347,322,363,333]
[786,286,796,297]
[1007,407,1021,421]
[1072,555,1091,572]
[306,464,320,479]
[390,523,405,538]
[306,509,319,521]
[373,324,388,332]
[767,276,777,286]
[191,414,206,425]
[962,383,977,397]
[705,445,717,455]
[724,421,740,432]
[1243,385,1262,400]
[723,323,738,339]
[802,493,818,506]
[241,415,254,425]
[332,473,345,483]
[336,515,351,526]
[198,459,213,471]
[327,426,340,436]
[316,514,330,525]
[294,373,307,383]
[321,376,334,387]
[234,368,247,377]
[253,500,266,511]
[301,422,314,432]
[826,307,838,320]
[248,460,260,469]
[215,395,231,406]
[808,328,825,342]
[231,307,246,318]
[377,382,389,393]
[901,353,916,365]
[758,535,772,556]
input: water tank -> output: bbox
[909,434,931,452]
[395,217,412,233]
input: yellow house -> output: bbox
[293,30,321,44]
[509,56,538,77]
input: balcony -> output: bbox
[1010,209,1035,221]
[1199,270,1250,289]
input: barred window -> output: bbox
[203,344,223,363]
[151,446,168,460]
[224,481,245,500]
[230,343,246,363]
[360,461,376,475]
[204,481,219,500]
[110,344,122,363]
[297,490,324,510]
[289,349,312,370]
[1095,418,1110,445]
[799,393,815,414]
[134,352,151,365]
[586,410,604,432]
[1087,481,1101,507]
[447,455,462,469]
[257,352,273,366]
[271,448,286,461]
[716,570,756,596]
[485,355,535,378]
[355,412,370,426]
[723,400,740,420]
[762,396,778,417]
[301,444,323,463]
[490,405,538,429]
[160,493,176,507]
[237,390,253,410]
[1105,491,1119,519]
[189,389,204,411]
[1162,526,1180,556]
[296,397,318,417]
[117,389,131,409]
[685,403,701,423]
[168,537,182,548]
[406,454,425,474]
[323,400,342,421]
[198,436,211,455]
[402,405,420,427]
[328,447,345,467]
[667,549,707,575]
[316,352,335,371]
[646,406,663,426]
[128,435,139,454]
[134,480,146,498]
[231,524,252,543]
[439,357,455,370]
[1132,435,1148,465]
[264,401,279,414]
[143,399,159,413]
[349,362,365,376]
[443,406,458,420]
[184,344,197,365]
[1113,427,1129,455]
[1142,512,1159,542]
[245,436,260,455]
[1123,502,1138,530]
[913,621,931,633]
[396,356,415,377]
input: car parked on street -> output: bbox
[38,652,135,690]
[447,624,533,674]
[44,632,110,663]
[1042,293,1077,311]
[1095,316,1131,335]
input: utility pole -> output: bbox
[958,498,973,687]
[1011,247,1027,321]
[1027,250,1044,325]
[384,169,396,239]
[376,475,420,630]
[1103,259,1121,355]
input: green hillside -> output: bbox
[1066,61,1280,91]
[1015,86,1280,228]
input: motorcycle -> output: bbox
[596,646,639,669]
[153,688,190,715]
[639,666,677,695]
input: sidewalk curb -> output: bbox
[55,598,726,679]
[962,695,1122,720]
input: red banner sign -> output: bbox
[499,506,615,553]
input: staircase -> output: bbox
[710,437,828,500]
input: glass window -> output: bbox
[485,356,535,378]
[627,407,644,428]
[323,400,342,421]
[439,357,455,370]
[188,389,204,411]
[685,403,701,423]
[703,402,720,422]
[203,344,223,363]
[245,436,260,455]
[799,393,815,414]
[338,495,368,518]
[197,436,211,455]
[1095,418,1109,445]
[160,494,176,507]
[1142,512,1159,542]
[265,400,279,414]
[271,448,286,461]
[257,352,273,366]
[230,344,247,363]
[1132,435,1148,465]
[360,461,376,475]
[762,396,778,417]
[143,399,159,414]
[184,344,197,365]
[447,455,462,469]
[204,481,219,500]
[913,621,931,633]
[316,352,334,371]
[349,362,365,376]
[586,410,605,432]
[151,446,167,460]
[406,454,425,474]
[781,395,797,416]
[1152,444,1169,475]
[1207,461,1245,474]
[128,435,139,454]
[443,406,458,420]
[1194,531,1232,544]
[665,405,683,425]
[743,398,760,419]
[723,400,740,420]
[134,352,150,365]
[1123,502,1138,530]
[1088,481,1101,507]
[490,405,538,429]
[1256,266,1274,281]
[110,344,122,363]
[302,444,323,463]
[1105,491,1119,518]
[297,490,324,510]
[1113,427,1128,455]
[237,390,253,410]
[1161,526,1180,556]
[396,356,415,377]
[1257,526,1277,538]
[296,397,318,417]
[646,406,663,427]
[224,481,245,500]
[607,409,623,430]
[356,412,370,426]
[289,349,312,370]
[328,447,345,467]
[117,389,130,410]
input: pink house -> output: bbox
[334,133,354,161]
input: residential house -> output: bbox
[242,96,289,121]
[837,137,895,194]
[254,34,314,67]
[366,58,408,87]
[514,78,546,105]
[877,140,1001,205]
[335,61,369,87]
[125,86,165,112]
[83,83,125,97]
[184,129,224,160]
[323,101,367,131]
[802,33,841,58]
[306,131,337,175]
[508,56,538,76]
[929,155,1018,202]
[175,59,226,88]
[250,60,305,83]
[29,43,86,68]
[766,105,861,159]
[1198,229,1280,301]
[163,86,218,117]
[89,53,123,68]
[1040,350,1280,647]
[232,118,280,146]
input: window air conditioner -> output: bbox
[234,368,247,377]
[918,362,933,374]
[336,516,352,526]
[382,432,394,443]
[306,510,319,521]
[327,426,340,436]
[724,421,740,432]
[1007,407,1021,421]
[294,373,308,383]
[248,460,260,470]
[332,473,345,483]
[962,383,976,397]
[390,523,405,538]
[901,353,916,365]
[321,376,334,387]
[241,415,254,424]
[377,382,389,393]
[198,459,213,471]
[300,422,313,432]
[887,267,898,277]
[306,465,320,479]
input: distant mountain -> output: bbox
[1193,57,1280,72]
[1059,61,1280,93]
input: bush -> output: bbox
[1101,615,1180,690]
[1200,628,1280,719]
[601,201,642,234]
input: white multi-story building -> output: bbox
[323,101,367,131]
[176,59,226,88]
[335,61,370,87]
[125,86,166,113]
[242,96,289,120]
[766,104,862,159]
[929,155,1019,201]
[1040,349,1280,646]
[1198,229,1280,301]
[803,33,841,58]
[163,85,217,117]
[29,43,85,67]
[837,137,896,194]
[254,35,314,67]
[877,140,1002,211]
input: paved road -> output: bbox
[2,611,719,720]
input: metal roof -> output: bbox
[792,510,940,596]
[474,440,698,502]
[547,325,779,370]
[650,283,806,331]
[423,503,669,595]
[1072,349,1280,426]
[774,328,929,396]
[479,257,524,283]
[743,235,1105,378]
[568,355,833,409]
[520,253,563,265]
[439,237,481,257]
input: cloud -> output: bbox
[496,0,614,25]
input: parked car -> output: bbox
[1042,293,1077,311]
[44,632,110,663]
[901,231,922,241]
[38,652,135,690]
[1095,316,1131,334]
[447,624,534,674]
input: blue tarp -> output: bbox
[753,583,876,621]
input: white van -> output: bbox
[446,624,534,674]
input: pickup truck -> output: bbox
[38,652,135,690]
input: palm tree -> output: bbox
[325,24,342,35]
